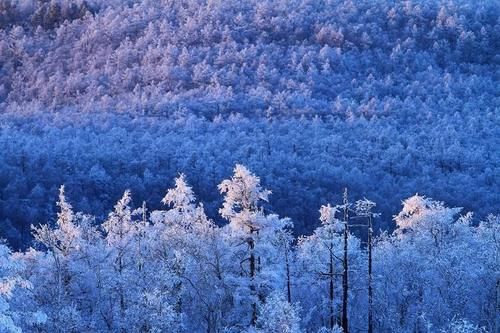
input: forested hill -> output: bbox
[0,0,498,117]
[0,0,499,248]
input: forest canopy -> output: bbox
[0,0,498,248]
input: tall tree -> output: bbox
[297,201,348,331]
[152,174,224,332]
[102,190,136,332]
[219,164,272,326]
[341,189,349,333]
[31,185,82,332]
[319,204,343,330]
[354,198,378,333]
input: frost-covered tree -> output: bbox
[31,185,83,332]
[254,292,303,333]
[353,199,378,333]
[152,174,228,332]
[442,317,488,333]
[219,164,272,232]
[296,199,363,332]
[101,190,138,331]
[219,164,271,325]
[33,185,81,256]
[219,164,293,327]
[161,173,196,215]
[373,195,497,332]
[394,194,462,240]
[0,169,496,332]
[0,243,30,333]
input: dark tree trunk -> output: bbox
[249,237,257,326]
[329,244,335,330]
[118,254,125,333]
[368,215,373,333]
[285,247,292,304]
[342,188,349,333]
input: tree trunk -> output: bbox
[285,247,292,304]
[342,188,349,333]
[54,254,63,333]
[368,215,373,333]
[249,237,257,326]
[329,245,335,330]
[118,253,125,333]
[495,278,499,333]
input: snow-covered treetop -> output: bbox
[319,204,344,233]
[396,194,433,218]
[354,198,377,217]
[152,174,213,231]
[394,194,462,232]
[32,185,81,255]
[161,174,196,213]
[56,185,74,228]
[219,164,271,220]
[54,185,81,251]
[103,190,135,245]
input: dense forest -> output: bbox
[0,0,498,247]
[0,0,499,331]
[1,113,499,249]
[1,165,498,332]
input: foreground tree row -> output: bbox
[1,165,498,332]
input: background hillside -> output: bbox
[0,0,498,247]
